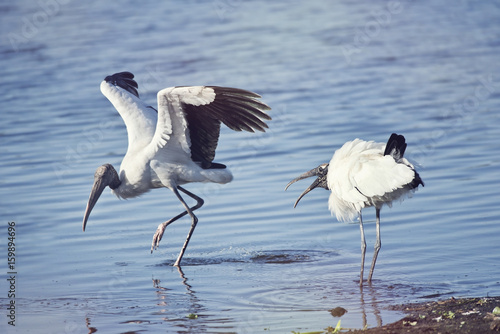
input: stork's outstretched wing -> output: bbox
[154,86,271,168]
[100,72,157,152]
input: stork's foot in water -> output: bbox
[151,222,168,252]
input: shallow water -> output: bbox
[1,1,500,333]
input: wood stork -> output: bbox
[285,133,424,285]
[83,72,271,266]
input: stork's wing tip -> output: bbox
[260,104,272,113]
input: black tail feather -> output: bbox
[385,133,425,189]
[411,170,425,188]
[384,133,407,160]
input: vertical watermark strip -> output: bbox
[6,221,17,326]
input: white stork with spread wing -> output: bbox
[83,72,271,266]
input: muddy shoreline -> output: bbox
[346,296,500,333]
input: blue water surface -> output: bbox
[1,1,500,333]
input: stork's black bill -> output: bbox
[83,164,121,231]
[285,163,329,208]
[104,71,139,97]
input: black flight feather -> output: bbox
[182,86,271,169]
[104,72,139,98]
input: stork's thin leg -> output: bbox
[172,186,204,267]
[359,212,366,286]
[151,187,204,254]
[151,195,203,253]
[368,208,382,283]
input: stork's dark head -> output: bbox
[82,164,121,231]
[285,163,329,208]
[104,72,139,97]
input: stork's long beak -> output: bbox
[83,174,108,231]
[285,163,329,208]
[83,164,120,231]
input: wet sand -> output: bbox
[347,296,500,334]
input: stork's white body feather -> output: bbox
[328,138,417,222]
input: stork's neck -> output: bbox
[105,164,122,190]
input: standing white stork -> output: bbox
[83,72,271,266]
[285,133,423,285]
